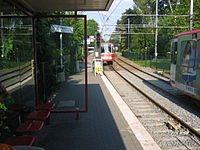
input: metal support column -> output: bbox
[32,17,39,105]
[60,33,63,66]
[128,17,130,50]
[154,0,158,60]
[189,0,193,30]
[84,15,88,112]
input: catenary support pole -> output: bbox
[154,0,158,60]
[189,0,193,30]
[128,17,130,50]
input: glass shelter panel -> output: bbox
[0,0,26,16]
[0,1,35,107]
[37,17,85,111]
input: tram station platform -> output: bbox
[34,56,160,150]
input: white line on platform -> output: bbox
[101,75,161,150]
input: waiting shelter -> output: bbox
[0,0,113,111]
[0,0,114,144]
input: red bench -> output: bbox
[16,121,44,133]
[5,135,36,146]
[26,110,50,120]
[36,103,55,110]
[4,103,54,147]
[26,110,50,125]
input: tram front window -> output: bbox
[101,44,111,53]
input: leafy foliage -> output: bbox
[112,0,200,57]
[0,103,7,111]
[1,33,14,60]
[35,12,89,102]
[87,19,99,36]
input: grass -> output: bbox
[121,51,171,74]
[133,58,171,74]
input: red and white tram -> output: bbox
[100,43,115,64]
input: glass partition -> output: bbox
[0,0,35,141]
[0,0,35,107]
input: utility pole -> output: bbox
[128,17,130,50]
[154,0,158,60]
[189,0,193,30]
[120,34,122,52]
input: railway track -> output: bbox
[115,57,174,94]
[116,56,170,84]
[115,56,199,107]
[103,60,200,149]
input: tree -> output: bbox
[87,19,99,47]
[87,19,99,36]
[35,11,88,102]
[113,6,154,53]
[114,0,200,57]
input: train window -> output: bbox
[171,42,177,64]
[101,44,112,53]
[101,47,104,53]
[181,40,197,68]
[109,46,112,53]
[104,45,109,53]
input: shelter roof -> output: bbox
[15,0,114,12]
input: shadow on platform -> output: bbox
[36,82,127,150]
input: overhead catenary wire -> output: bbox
[98,11,107,33]
[101,0,123,34]
[106,0,123,22]
[122,14,189,17]
[98,11,106,24]
[99,24,188,29]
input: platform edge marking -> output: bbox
[101,75,161,150]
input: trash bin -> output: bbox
[76,61,80,72]
[56,65,65,82]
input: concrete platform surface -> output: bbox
[35,57,160,150]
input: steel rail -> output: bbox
[115,59,182,100]
[116,57,170,83]
[109,63,200,139]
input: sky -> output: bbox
[85,0,135,41]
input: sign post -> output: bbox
[51,25,73,82]
[93,32,103,75]
[51,25,73,33]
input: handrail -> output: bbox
[0,62,31,78]
[0,62,32,88]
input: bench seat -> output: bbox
[26,110,50,120]
[36,103,55,110]
[16,121,44,133]
[5,135,36,146]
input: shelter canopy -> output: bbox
[15,0,114,12]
